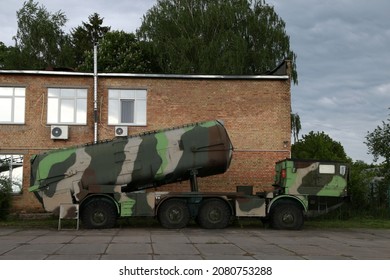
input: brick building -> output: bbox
[0,61,291,213]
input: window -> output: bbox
[340,165,347,176]
[108,89,147,125]
[0,155,23,194]
[319,164,336,174]
[47,88,87,124]
[0,87,25,124]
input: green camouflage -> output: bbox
[272,159,349,213]
[28,121,349,230]
[29,120,233,214]
[235,197,266,217]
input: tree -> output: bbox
[0,42,6,68]
[365,110,390,212]
[79,31,153,73]
[291,131,348,161]
[365,113,390,165]
[137,0,297,83]
[0,42,24,69]
[0,176,12,220]
[71,13,111,67]
[13,0,73,69]
[291,113,301,144]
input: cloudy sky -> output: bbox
[1,0,389,163]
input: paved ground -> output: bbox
[0,226,390,260]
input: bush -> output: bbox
[0,176,12,220]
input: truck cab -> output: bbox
[269,159,349,229]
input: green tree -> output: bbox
[365,113,390,165]
[365,110,390,212]
[13,0,73,69]
[137,0,297,83]
[348,161,375,212]
[291,113,301,144]
[0,43,24,69]
[71,13,111,67]
[79,31,153,73]
[0,42,6,68]
[0,176,12,220]
[291,131,348,161]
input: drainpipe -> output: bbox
[93,43,98,143]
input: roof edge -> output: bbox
[0,70,289,80]
[0,70,93,76]
[98,72,289,80]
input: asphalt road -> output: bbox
[0,226,390,260]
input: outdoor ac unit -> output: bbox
[51,125,69,140]
[115,126,128,137]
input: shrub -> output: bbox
[0,176,12,220]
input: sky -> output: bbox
[0,0,389,163]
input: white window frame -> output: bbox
[319,164,336,174]
[108,89,147,126]
[47,88,87,125]
[0,87,25,124]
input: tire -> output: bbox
[197,199,231,229]
[81,198,118,229]
[158,199,190,229]
[270,201,304,230]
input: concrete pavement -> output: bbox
[1,226,390,260]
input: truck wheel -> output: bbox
[81,198,117,229]
[197,199,231,229]
[270,201,304,230]
[158,199,190,229]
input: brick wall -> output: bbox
[0,70,291,213]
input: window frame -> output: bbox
[47,87,88,125]
[319,164,336,174]
[0,87,26,124]
[108,89,147,126]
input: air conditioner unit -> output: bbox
[115,126,128,137]
[51,125,69,140]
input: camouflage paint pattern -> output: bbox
[29,120,233,214]
[59,204,79,219]
[115,192,156,217]
[272,159,349,211]
[235,197,266,217]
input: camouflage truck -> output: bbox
[29,120,349,230]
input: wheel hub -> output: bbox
[168,208,182,222]
[282,213,294,224]
[92,211,106,224]
[208,209,221,222]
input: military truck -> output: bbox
[29,120,349,230]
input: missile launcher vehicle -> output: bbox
[29,120,349,229]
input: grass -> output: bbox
[0,215,59,229]
[305,216,390,229]
[1,215,390,230]
[0,215,161,229]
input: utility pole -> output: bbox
[93,43,98,143]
